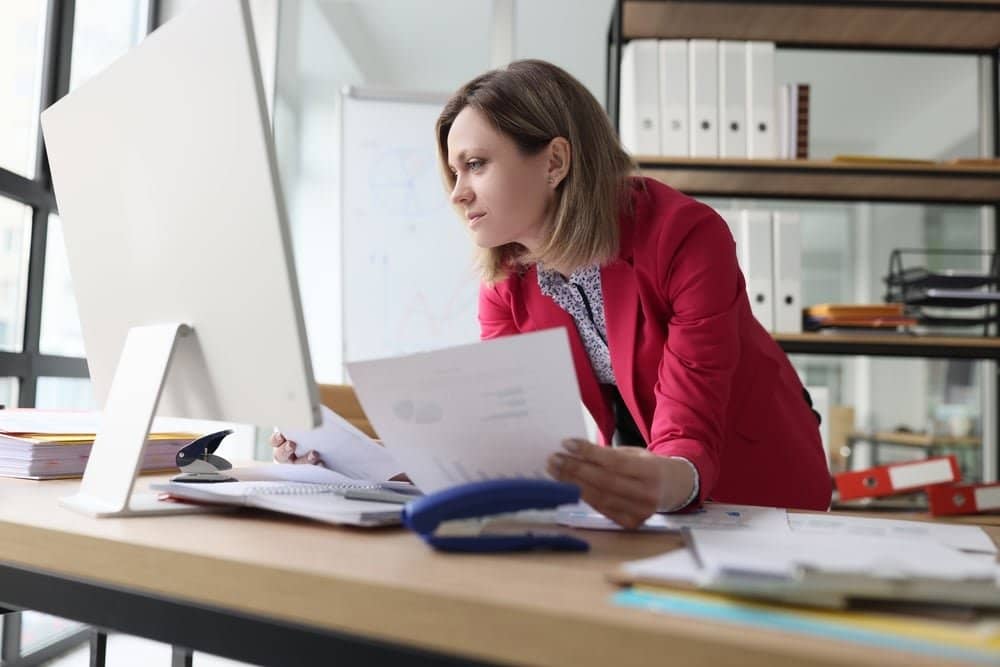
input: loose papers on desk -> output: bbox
[788,511,997,554]
[0,409,195,479]
[616,512,1000,610]
[346,329,589,494]
[558,502,791,534]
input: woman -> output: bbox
[274,60,832,528]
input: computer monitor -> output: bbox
[39,0,321,516]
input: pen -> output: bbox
[378,480,422,494]
[680,527,704,569]
[343,488,415,504]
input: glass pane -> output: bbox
[69,0,148,91]
[0,1,47,177]
[0,377,18,409]
[21,612,86,655]
[0,198,32,353]
[39,214,85,357]
[702,199,989,481]
[34,377,94,410]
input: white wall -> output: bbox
[274,0,350,383]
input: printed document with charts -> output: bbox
[346,328,590,494]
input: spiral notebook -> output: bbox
[150,480,404,527]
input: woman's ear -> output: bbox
[546,137,571,188]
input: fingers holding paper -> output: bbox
[269,429,324,466]
[546,439,695,530]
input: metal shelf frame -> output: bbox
[606,0,1000,481]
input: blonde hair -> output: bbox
[436,59,636,283]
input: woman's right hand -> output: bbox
[269,429,324,466]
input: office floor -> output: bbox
[45,635,254,667]
[21,612,254,667]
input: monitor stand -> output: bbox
[60,323,220,517]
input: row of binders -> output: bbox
[715,208,802,333]
[620,39,787,159]
[836,454,1000,516]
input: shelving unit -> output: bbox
[607,0,1000,480]
[619,0,1000,52]
[633,156,1000,205]
[774,332,1000,359]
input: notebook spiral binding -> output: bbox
[244,482,381,496]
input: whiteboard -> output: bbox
[340,87,480,364]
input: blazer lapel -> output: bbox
[601,205,650,444]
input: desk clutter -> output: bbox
[17,332,998,663]
[153,463,417,528]
[0,409,195,480]
[151,404,415,527]
[610,504,1000,662]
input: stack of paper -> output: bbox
[0,410,197,479]
[617,510,1000,610]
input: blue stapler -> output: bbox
[171,429,237,483]
[402,479,589,553]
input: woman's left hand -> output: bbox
[546,439,696,529]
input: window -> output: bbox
[34,376,94,410]
[0,1,47,177]
[69,1,150,91]
[0,197,31,353]
[0,1,155,407]
[0,377,17,409]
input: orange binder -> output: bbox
[927,482,1000,516]
[834,455,960,501]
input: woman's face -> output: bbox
[446,107,553,252]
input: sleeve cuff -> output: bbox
[658,456,700,513]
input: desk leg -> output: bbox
[172,645,193,667]
[89,629,106,667]
[2,611,21,661]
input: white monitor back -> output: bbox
[40,0,319,430]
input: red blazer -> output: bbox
[479,177,831,511]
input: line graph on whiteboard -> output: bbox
[342,109,481,363]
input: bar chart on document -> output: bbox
[340,88,480,364]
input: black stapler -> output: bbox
[171,429,236,483]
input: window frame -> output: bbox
[0,0,159,406]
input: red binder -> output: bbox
[928,482,1000,516]
[834,455,960,501]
